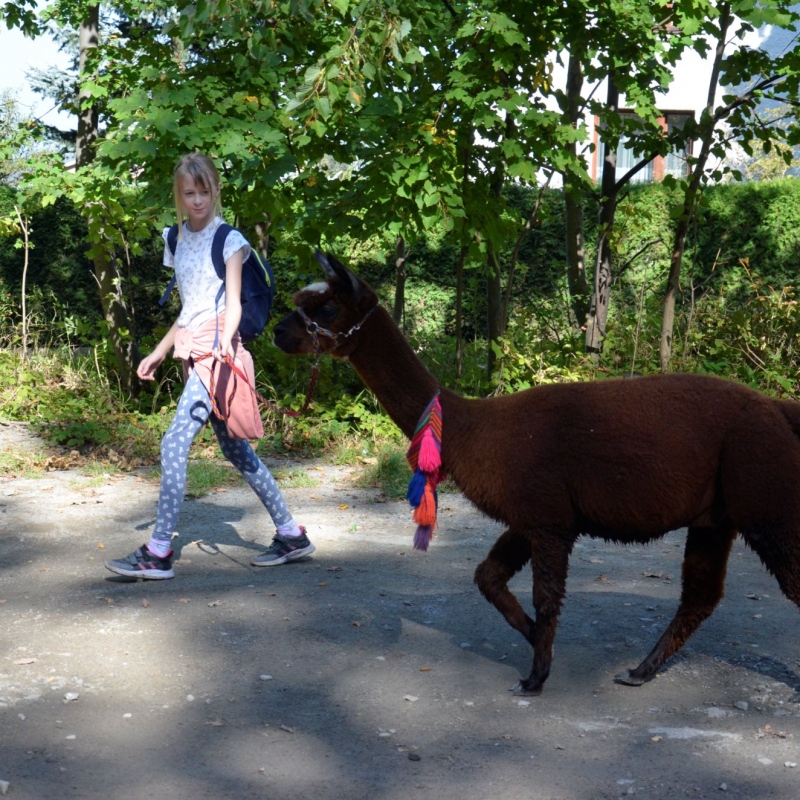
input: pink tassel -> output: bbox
[418,428,441,473]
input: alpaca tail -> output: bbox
[779,399,800,439]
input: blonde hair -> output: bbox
[173,153,222,237]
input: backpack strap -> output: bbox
[158,224,180,307]
[210,223,235,349]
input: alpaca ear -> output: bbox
[314,250,360,298]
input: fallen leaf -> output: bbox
[352,621,362,627]
[142,599,150,608]
[97,543,105,549]
[319,582,327,587]
[338,504,349,510]
[594,575,608,582]
[420,667,433,672]
[177,598,191,604]
[214,487,228,493]
[13,658,37,665]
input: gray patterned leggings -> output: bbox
[152,369,292,547]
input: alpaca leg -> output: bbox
[740,527,800,610]
[474,529,535,646]
[514,531,574,696]
[615,525,736,686]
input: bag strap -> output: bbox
[210,223,234,349]
[158,224,180,307]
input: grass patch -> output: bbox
[271,466,319,488]
[355,444,411,500]
[146,460,242,498]
[0,450,45,478]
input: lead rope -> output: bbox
[195,352,320,421]
[195,303,375,423]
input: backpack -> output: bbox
[158,222,275,343]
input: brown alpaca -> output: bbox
[273,252,800,696]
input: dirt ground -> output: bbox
[2,421,800,800]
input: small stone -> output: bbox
[186,695,195,702]
[734,701,749,711]
[404,695,418,702]
[408,753,421,761]
[758,757,773,766]
[259,675,273,681]
[517,700,530,707]
[785,762,797,768]
[63,693,79,703]
[707,707,728,718]
[460,642,471,649]
[65,734,76,740]
[718,783,728,791]
[0,780,9,796]
[123,713,132,719]
[17,714,25,721]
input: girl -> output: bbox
[106,153,313,580]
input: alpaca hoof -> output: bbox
[510,680,543,696]
[613,670,646,687]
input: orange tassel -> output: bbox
[413,481,438,528]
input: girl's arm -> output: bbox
[137,320,180,381]
[214,248,244,361]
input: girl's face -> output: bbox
[179,175,218,231]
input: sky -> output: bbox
[0,25,73,129]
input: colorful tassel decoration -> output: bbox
[406,393,445,551]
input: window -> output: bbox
[592,110,693,183]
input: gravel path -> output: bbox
[2,423,800,799]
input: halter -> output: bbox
[296,305,376,353]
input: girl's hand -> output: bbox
[137,351,166,380]
[213,338,235,364]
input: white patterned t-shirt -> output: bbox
[162,216,251,331]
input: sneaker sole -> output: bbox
[251,543,315,567]
[105,562,175,580]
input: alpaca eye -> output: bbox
[319,304,338,322]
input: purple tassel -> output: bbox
[407,469,427,506]
[413,524,434,551]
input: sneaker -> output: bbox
[251,528,315,566]
[105,545,175,580]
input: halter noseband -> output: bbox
[297,305,376,351]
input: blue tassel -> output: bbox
[406,469,427,507]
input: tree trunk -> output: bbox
[455,243,467,381]
[486,248,504,379]
[77,5,137,392]
[564,50,589,327]
[659,5,731,371]
[392,235,407,327]
[585,74,620,355]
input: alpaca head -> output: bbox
[273,251,379,358]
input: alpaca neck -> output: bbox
[346,306,441,438]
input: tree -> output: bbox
[659,0,800,371]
